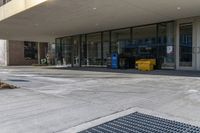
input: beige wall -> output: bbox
[0,0,47,21]
[8,40,48,66]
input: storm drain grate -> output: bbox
[80,112,200,133]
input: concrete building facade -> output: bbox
[0,0,200,70]
[0,40,49,66]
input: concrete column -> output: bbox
[5,40,9,66]
[37,42,41,64]
[196,21,200,70]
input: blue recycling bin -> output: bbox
[111,53,119,69]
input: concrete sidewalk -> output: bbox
[0,67,200,133]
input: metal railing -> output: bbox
[0,0,12,7]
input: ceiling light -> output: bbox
[93,7,97,10]
[177,6,181,10]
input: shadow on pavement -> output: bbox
[48,67,200,78]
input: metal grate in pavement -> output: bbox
[80,112,200,133]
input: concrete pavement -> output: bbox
[0,67,200,133]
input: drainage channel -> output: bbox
[80,112,200,133]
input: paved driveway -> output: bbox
[0,67,200,133]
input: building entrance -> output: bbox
[55,21,176,69]
[179,23,193,68]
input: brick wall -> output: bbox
[8,40,48,66]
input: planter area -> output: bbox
[0,81,17,89]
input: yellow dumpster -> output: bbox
[135,59,156,71]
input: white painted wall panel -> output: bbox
[0,39,7,66]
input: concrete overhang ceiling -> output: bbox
[0,0,200,42]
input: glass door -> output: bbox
[179,23,193,68]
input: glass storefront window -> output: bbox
[111,28,132,68]
[158,22,175,68]
[61,37,72,66]
[179,23,193,67]
[132,25,157,60]
[72,36,80,67]
[24,41,38,60]
[55,38,62,65]
[111,29,130,54]
[55,21,175,69]
[103,32,110,65]
[81,35,87,66]
[87,33,102,66]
